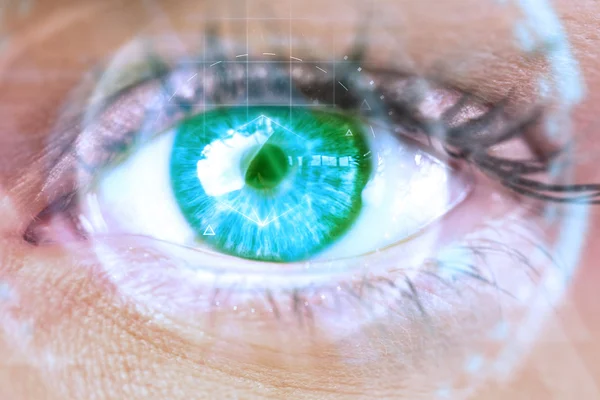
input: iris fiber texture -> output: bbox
[170,107,372,262]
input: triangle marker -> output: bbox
[360,99,371,111]
[345,129,353,136]
[203,225,216,236]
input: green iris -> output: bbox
[170,106,372,262]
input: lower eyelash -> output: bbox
[88,210,553,333]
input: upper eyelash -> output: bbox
[158,56,600,206]
[24,48,600,250]
[20,63,583,245]
[79,56,511,168]
[380,86,600,204]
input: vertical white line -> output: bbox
[333,27,336,109]
[289,1,292,126]
[203,31,206,138]
[246,0,250,120]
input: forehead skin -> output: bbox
[0,0,599,399]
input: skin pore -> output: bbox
[1,0,600,399]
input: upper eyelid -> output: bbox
[83,41,456,113]
[36,60,499,188]
[70,66,445,185]
[81,53,474,144]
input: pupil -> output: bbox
[244,143,289,189]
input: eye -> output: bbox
[27,41,588,337]
[20,49,486,265]
[83,103,469,263]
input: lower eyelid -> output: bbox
[58,170,547,337]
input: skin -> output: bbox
[0,0,600,398]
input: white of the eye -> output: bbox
[83,124,470,260]
[83,130,197,244]
[316,127,470,259]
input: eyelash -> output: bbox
[22,49,599,326]
[96,224,550,327]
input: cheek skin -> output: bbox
[0,243,438,399]
[473,215,600,399]
[0,242,260,399]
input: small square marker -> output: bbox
[357,67,362,72]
